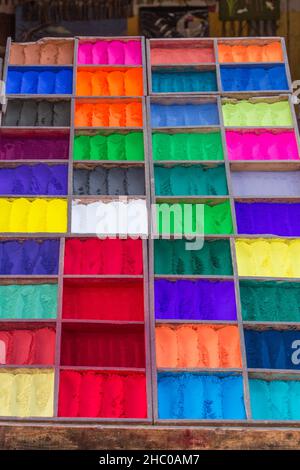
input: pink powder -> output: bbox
[151,47,214,64]
[78,40,142,65]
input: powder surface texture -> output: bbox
[78,40,142,65]
[152,70,217,93]
[0,132,69,160]
[7,67,73,94]
[218,42,283,63]
[222,100,292,127]
[232,171,300,196]
[151,47,214,65]
[220,65,288,91]
[3,100,70,127]
[151,103,219,127]
[10,41,74,65]
[75,101,143,127]
[77,68,143,96]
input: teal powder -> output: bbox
[0,284,58,319]
[152,70,217,93]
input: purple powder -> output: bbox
[0,131,69,160]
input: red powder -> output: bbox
[64,238,143,275]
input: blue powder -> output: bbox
[6,66,73,95]
[220,64,288,92]
[244,329,300,370]
[157,372,246,420]
[151,103,219,127]
[152,70,217,93]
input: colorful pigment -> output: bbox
[0,284,57,319]
[59,370,147,418]
[3,99,70,127]
[154,239,233,275]
[0,131,69,160]
[218,41,283,63]
[232,171,300,197]
[154,280,237,321]
[151,47,214,65]
[64,238,143,275]
[158,373,246,420]
[73,132,144,161]
[220,65,288,91]
[0,369,54,417]
[10,41,74,65]
[73,167,145,196]
[235,239,300,278]
[75,101,143,127]
[156,324,241,368]
[7,67,73,94]
[152,132,223,161]
[222,100,292,127]
[78,40,142,65]
[151,103,219,127]
[76,68,143,96]
[154,165,228,196]
[152,70,217,93]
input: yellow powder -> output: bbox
[46,199,67,232]
[0,199,12,231]
[27,199,48,232]
[0,372,14,416]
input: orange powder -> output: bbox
[218,41,283,63]
[231,45,248,62]
[92,104,110,126]
[91,71,109,96]
[126,102,143,127]
[76,71,93,96]
[263,42,283,62]
[176,325,199,368]
[218,44,233,62]
[75,101,143,127]
[109,103,126,126]
[75,103,93,127]
[124,69,143,96]
[107,71,125,96]
[197,325,219,368]
[155,325,177,368]
[218,325,242,368]
[247,45,263,62]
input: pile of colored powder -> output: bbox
[64,238,143,275]
[218,42,283,63]
[156,324,241,368]
[0,283,57,319]
[154,165,228,196]
[0,164,68,195]
[10,41,74,65]
[154,239,233,275]
[73,132,144,161]
[232,172,300,197]
[249,379,300,420]
[0,369,54,417]
[59,370,146,418]
[3,99,70,127]
[222,100,292,127]
[220,65,288,92]
[152,70,217,93]
[7,67,73,94]
[0,239,59,275]
[154,279,236,321]
[225,130,299,161]
[156,201,233,235]
[62,279,144,321]
[0,327,55,365]
[152,132,223,161]
[240,280,300,322]
[0,198,67,233]
[151,103,219,127]
[0,132,69,160]
[78,40,142,65]
[75,101,143,127]
[151,47,214,65]
[235,239,300,277]
[76,68,143,96]
[235,202,300,236]
[60,323,145,368]
[245,329,300,370]
[71,199,147,235]
[73,167,145,196]
[158,372,246,419]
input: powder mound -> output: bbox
[151,103,219,127]
[7,68,73,95]
[151,47,214,65]
[10,41,74,65]
[76,68,143,96]
[222,100,292,127]
[78,40,142,65]
[3,99,70,127]
[220,65,288,92]
[152,70,217,93]
[75,101,143,127]
[218,42,283,63]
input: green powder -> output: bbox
[222,100,293,127]
[154,239,233,275]
[73,132,144,161]
[152,132,224,161]
[240,280,300,322]
[0,284,58,319]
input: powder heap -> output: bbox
[225,130,299,161]
[3,100,70,127]
[62,279,144,321]
[155,280,237,321]
[60,323,145,368]
[235,202,300,236]
[218,42,283,63]
[245,329,300,370]
[0,131,70,160]
[154,165,228,196]
[249,379,300,420]
[71,200,148,235]
[76,68,143,96]
[220,65,288,91]
[152,132,224,161]
[151,103,219,127]
[151,47,214,64]
[152,70,217,93]
[232,172,300,197]
[158,372,246,419]
[0,369,54,417]
[10,41,74,65]
[75,101,143,127]
[235,239,300,277]
[64,238,143,275]
[0,283,57,319]
[59,370,146,418]
[240,280,300,322]
[73,132,144,161]
[0,239,59,275]
[0,198,67,233]
[0,327,55,365]
[156,201,233,235]
[222,100,292,127]
[154,239,233,275]
[0,164,68,196]
[78,40,142,65]
[7,68,73,94]
[156,324,241,368]
[73,167,145,196]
